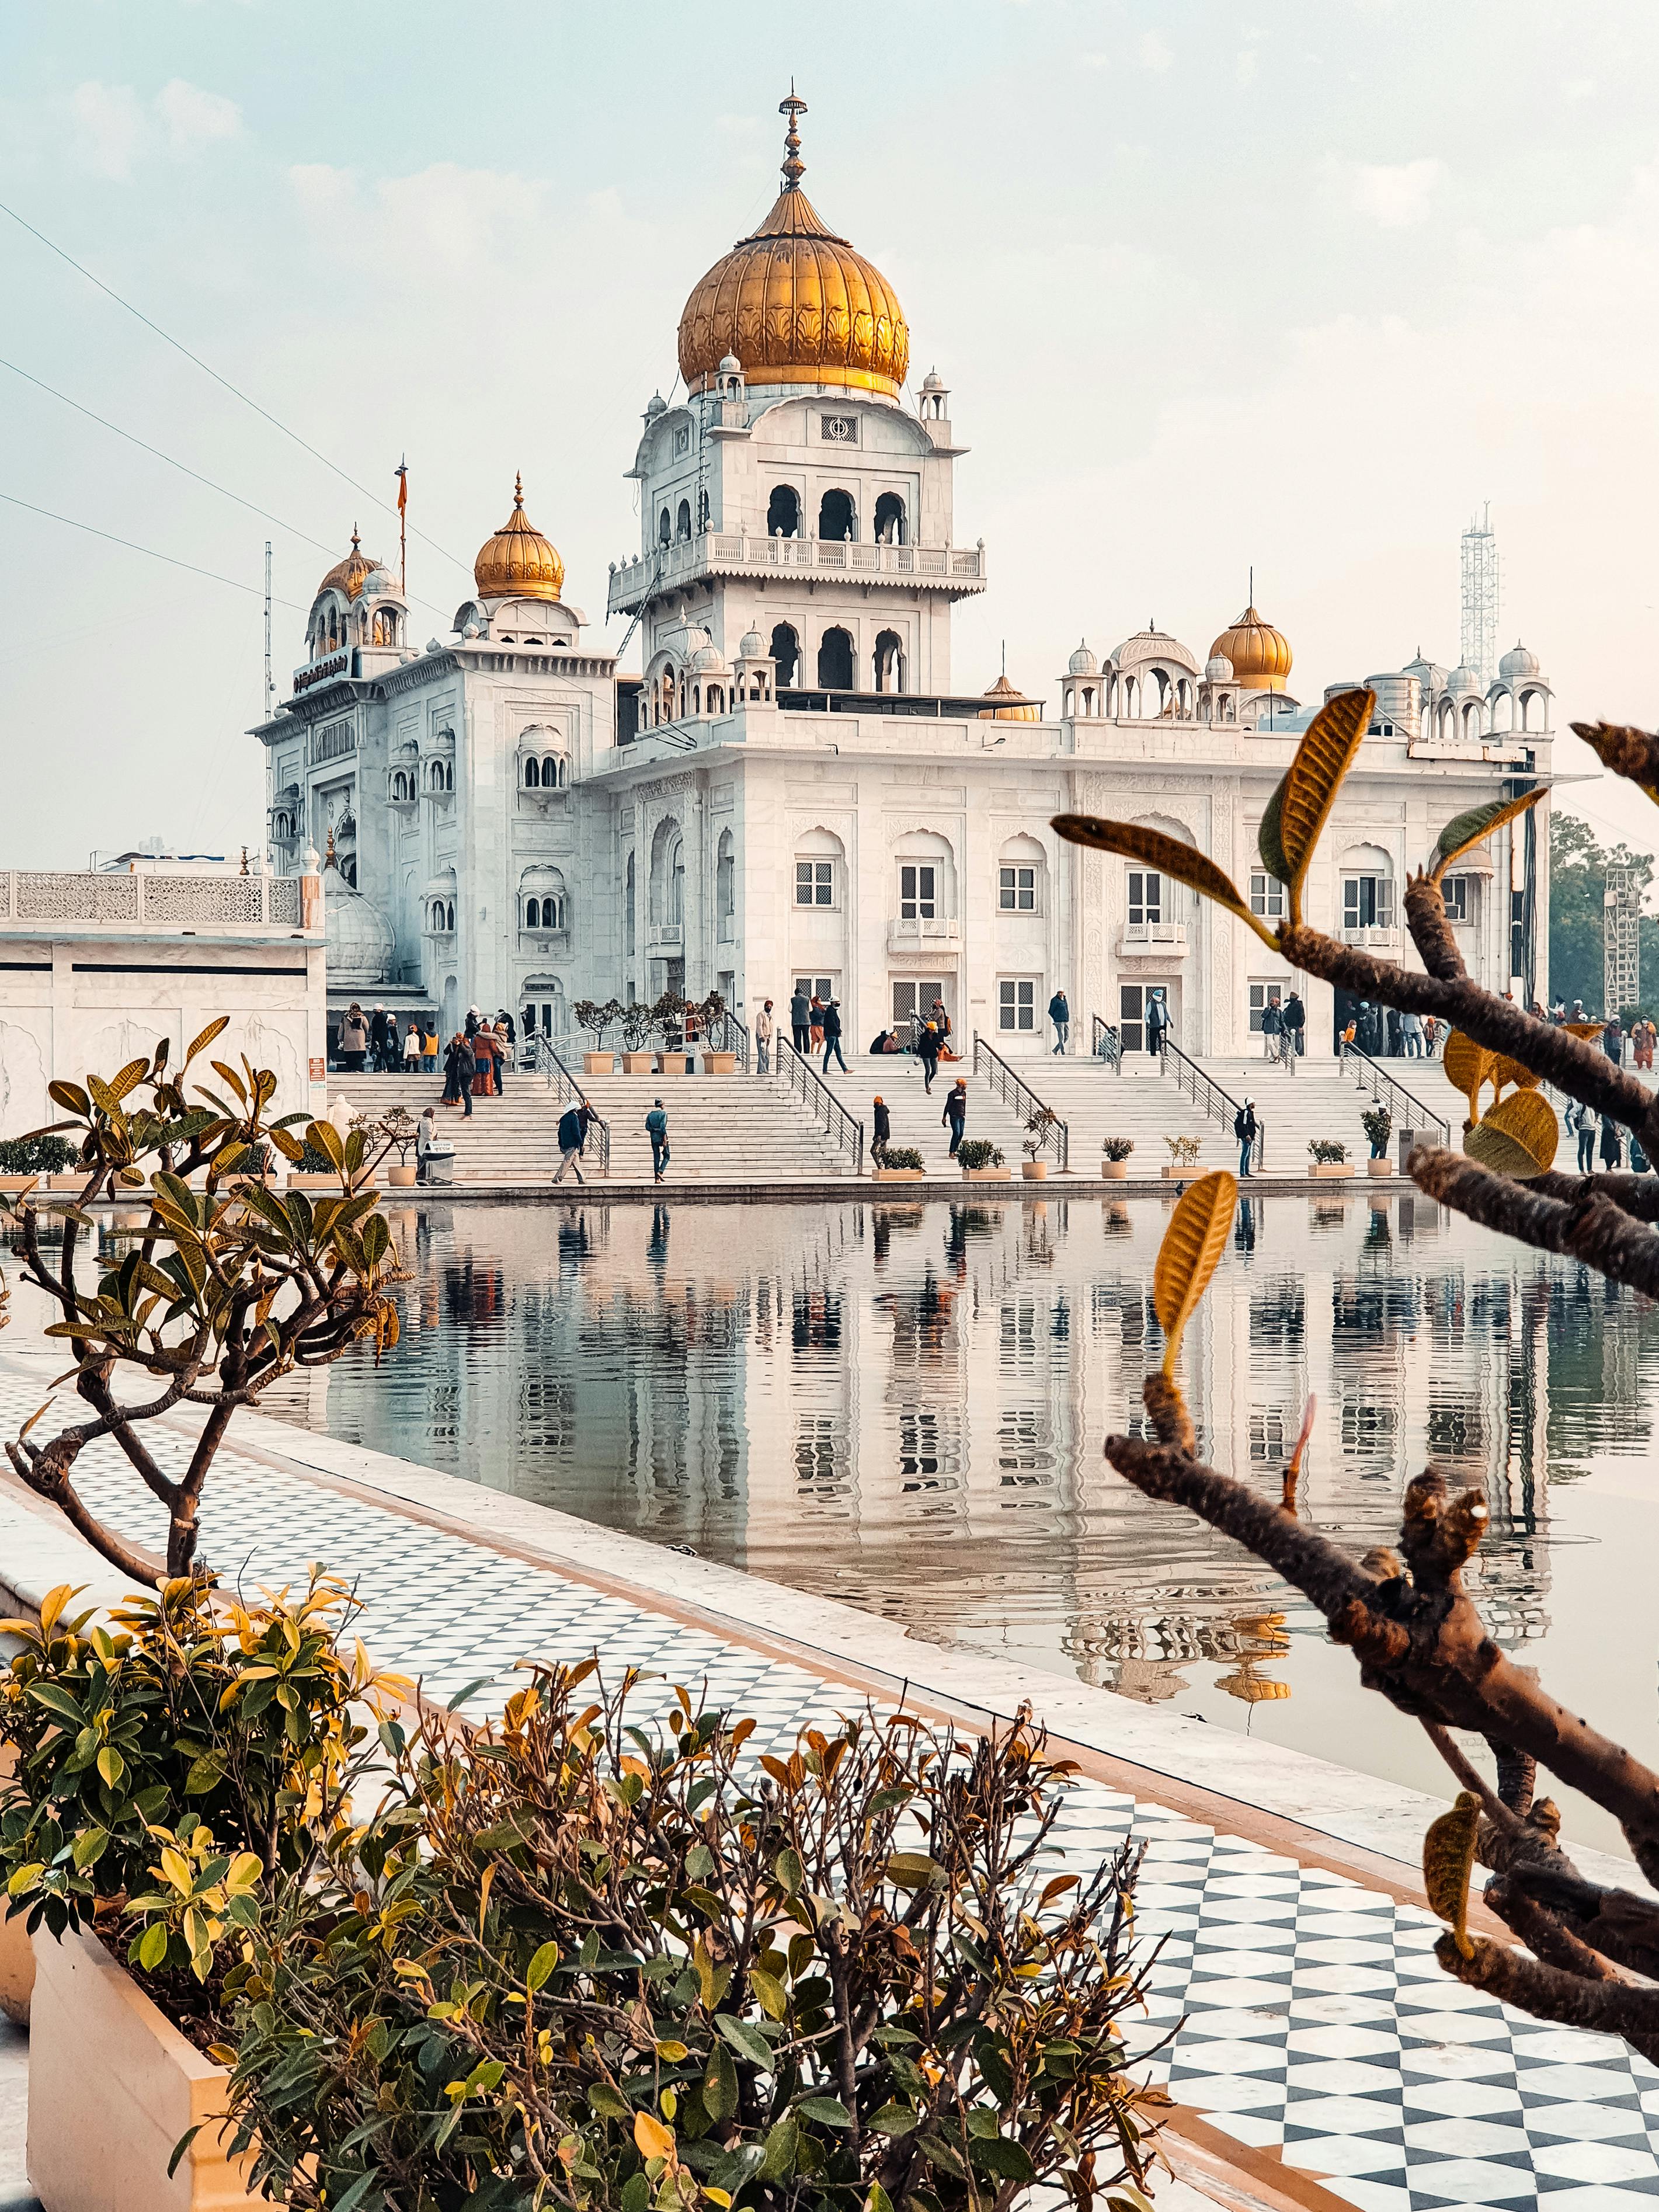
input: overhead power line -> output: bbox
[0,490,308,607]
[0,194,472,576]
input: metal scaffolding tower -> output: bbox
[1460,504,1500,685]
[1606,865,1641,1018]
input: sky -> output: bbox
[2,0,1657,865]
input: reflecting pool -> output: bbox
[261,1192,1659,1857]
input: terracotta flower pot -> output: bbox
[583,1052,615,1074]
[1021,1161,1048,1180]
[387,1163,418,1187]
[1310,1161,1354,1179]
[1366,1157,1393,1177]
[28,1924,256,2210]
[656,1055,687,1076]
[621,1053,655,1074]
[1163,1163,1199,1180]
[872,1167,926,1182]
[701,1052,738,1075]
[0,1175,39,1194]
[1100,1160,1129,1180]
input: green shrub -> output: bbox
[1307,1138,1350,1165]
[0,1135,78,1175]
[879,1146,926,1171]
[1360,1106,1392,1157]
[955,1139,1004,1171]
[225,1665,1163,2212]
[1100,1136,1135,1161]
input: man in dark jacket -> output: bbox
[1234,1096,1258,1177]
[871,1095,891,1168]
[1282,991,1305,1066]
[789,988,812,1053]
[943,1077,968,1157]
[552,1100,595,1184]
[1145,991,1169,1056]
[1048,988,1070,1055]
[918,1021,941,1093]
[369,1004,390,1072]
[646,1098,670,1182]
[443,1034,475,1117]
[820,998,848,1075]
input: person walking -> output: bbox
[754,999,774,1074]
[1604,1015,1625,1067]
[1260,994,1282,1062]
[443,1032,475,1117]
[469,1024,498,1098]
[931,999,954,1059]
[942,1077,968,1158]
[465,1006,481,1041]
[368,1004,390,1073]
[1567,1099,1595,1174]
[1401,1010,1424,1058]
[1234,1095,1258,1178]
[789,986,812,1055]
[402,1017,422,1072]
[918,1020,942,1094]
[1386,1006,1403,1058]
[645,1097,670,1182]
[1600,1112,1623,1172]
[1282,991,1305,1067]
[491,1017,510,1091]
[1048,987,1070,1055]
[339,1003,369,1073]
[1145,990,1168,1057]
[820,997,848,1075]
[808,994,826,1052]
[871,1094,891,1168]
[552,1100,595,1184]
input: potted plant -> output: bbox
[1101,1135,1135,1180]
[697,989,738,1074]
[374,1104,421,1187]
[573,997,624,1076]
[1361,1104,1393,1176]
[1022,1105,1059,1178]
[1308,1137,1354,1179]
[0,1134,75,1194]
[652,990,689,1074]
[957,1137,1010,1181]
[1163,1132,1202,1180]
[620,1001,657,1074]
[873,1143,926,1182]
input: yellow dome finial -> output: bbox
[780,84,806,189]
[513,471,524,509]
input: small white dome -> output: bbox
[691,641,726,673]
[1404,651,1446,693]
[1499,639,1540,680]
[1206,653,1234,683]
[1446,663,1482,698]
[1068,639,1099,676]
[921,367,945,392]
[322,864,395,989]
[738,628,766,659]
[717,353,742,376]
[645,392,667,418]
[360,566,398,600]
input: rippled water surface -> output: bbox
[260,1192,1659,1855]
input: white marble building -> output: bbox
[254,93,1553,1062]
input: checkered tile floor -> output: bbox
[5,1364,1657,2211]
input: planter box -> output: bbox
[962,1167,1011,1181]
[1366,1157,1393,1177]
[1309,1162,1355,1179]
[701,1052,738,1075]
[387,1163,418,1187]
[287,1175,380,1194]
[872,1168,926,1182]
[47,1174,86,1192]
[621,1052,656,1074]
[1100,1160,1130,1180]
[0,1175,39,1194]
[29,1923,256,2210]
[655,1055,687,1076]
[1163,1164,1200,1180]
[1021,1161,1048,1180]
[583,1052,615,1075]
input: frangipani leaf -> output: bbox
[307,1119,345,1173]
[1260,687,1375,912]
[1050,817,1278,946]
[1464,1088,1559,1180]
[1423,1790,1480,1958]
[1428,789,1545,884]
[1442,1030,1493,1116]
[1153,1170,1236,1378]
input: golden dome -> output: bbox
[677,91,909,401]
[317,528,381,603]
[1209,603,1293,692]
[978,672,1041,722]
[474,474,565,603]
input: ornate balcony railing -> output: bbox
[0,871,307,930]
[607,530,988,615]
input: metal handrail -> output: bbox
[777,1038,864,1174]
[1160,1036,1264,1172]
[1091,1013,1122,1073]
[707,1007,751,1072]
[971,1033,1070,1170]
[524,1034,610,1176]
[1340,1041,1452,1148]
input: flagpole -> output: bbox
[396,455,408,599]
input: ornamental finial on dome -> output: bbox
[780,84,806,188]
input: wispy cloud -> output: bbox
[68,77,241,178]
[156,79,242,155]
[1350,156,1443,228]
[70,82,145,179]
[1139,29,1173,71]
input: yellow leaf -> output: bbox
[159,1847,193,1894]
[634,2110,675,2161]
[37,1584,78,1638]
[1152,1170,1236,1379]
[307,1118,346,1173]
[225,1852,264,1895]
[1428,789,1546,884]
[1259,687,1374,910]
[186,1016,231,1063]
[1442,1030,1493,1117]
[656,2040,690,2062]
[749,1968,788,2020]
[1049,818,1277,947]
[1423,1790,1481,1958]
[1463,1089,1559,1180]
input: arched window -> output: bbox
[874,492,906,545]
[997,835,1046,916]
[873,629,904,693]
[770,623,801,687]
[1338,842,1396,937]
[1521,687,1547,731]
[893,829,955,923]
[625,851,636,957]
[525,898,540,929]
[716,829,736,942]
[817,626,854,688]
[818,488,855,542]
[524,756,540,788]
[658,508,672,547]
[767,484,801,538]
[676,498,692,541]
[545,754,565,788]
[649,819,684,928]
[521,871,567,934]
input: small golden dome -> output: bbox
[474,474,565,603]
[1209,604,1293,692]
[678,91,909,400]
[317,528,381,603]
[978,672,1041,722]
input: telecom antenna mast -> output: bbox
[263,541,273,724]
[1460,503,1500,685]
[1606,866,1640,1021]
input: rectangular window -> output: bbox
[795,860,834,907]
[999,865,1037,912]
[1443,875,1471,924]
[1126,870,1162,927]
[998,979,1037,1032]
[1248,982,1288,1033]
[1249,871,1285,919]
[1342,875,1396,930]
[899,864,937,919]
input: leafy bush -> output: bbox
[1360,1105,1393,1157]
[879,1146,926,1172]
[1163,1134,1201,1167]
[0,1135,78,1175]
[1307,1138,1350,1165]
[225,1664,1164,2212]
[621,1003,658,1053]
[955,1139,1004,1171]
[1100,1136,1135,1162]
[1022,1107,1059,1161]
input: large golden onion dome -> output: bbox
[678,91,909,400]
[474,474,565,603]
[316,528,381,603]
[1208,603,1293,692]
